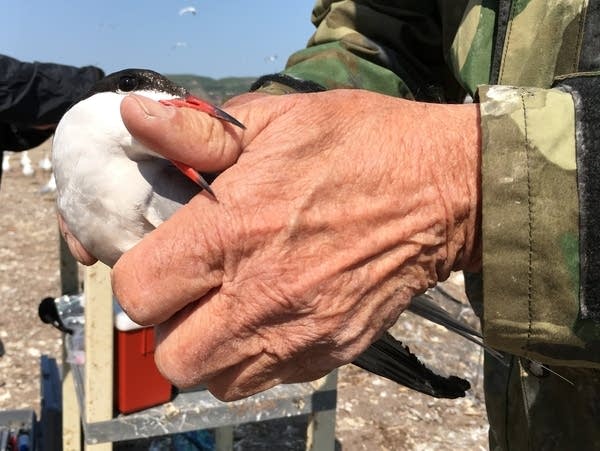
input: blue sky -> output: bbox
[2,1,317,79]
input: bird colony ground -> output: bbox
[0,141,488,450]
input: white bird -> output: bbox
[2,152,11,172]
[38,154,53,171]
[20,151,34,176]
[40,172,57,194]
[52,68,244,267]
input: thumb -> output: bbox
[120,94,247,172]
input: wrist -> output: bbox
[428,103,482,276]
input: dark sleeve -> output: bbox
[0,123,54,151]
[0,54,104,127]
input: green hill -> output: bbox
[166,74,257,105]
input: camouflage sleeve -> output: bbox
[258,0,464,101]
[478,76,600,368]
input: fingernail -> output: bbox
[127,94,175,119]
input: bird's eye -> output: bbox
[118,76,139,92]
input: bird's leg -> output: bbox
[170,159,216,198]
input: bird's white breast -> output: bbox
[52,91,199,266]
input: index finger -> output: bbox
[111,194,225,325]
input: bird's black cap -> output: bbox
[84,68,188,100]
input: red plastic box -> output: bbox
[114,307,172,414]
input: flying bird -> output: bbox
[178,6,197,16]
[52,68,483,399]
[172,41,188,50]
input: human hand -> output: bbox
[112,89,481,401]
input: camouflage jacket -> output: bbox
[259,1,600,368]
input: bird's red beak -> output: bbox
[161,95,245,129]
[158,95,245,198]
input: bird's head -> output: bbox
[83,68,189,101]
[53,68,244,197]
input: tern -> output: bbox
[53,69,242,267]
[53,68,483,399]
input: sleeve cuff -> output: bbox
[476,85,599,366]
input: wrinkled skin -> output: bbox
[60,90,481,401]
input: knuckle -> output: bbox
[154,339,198,388]
[206,384,238,402]
[112,259,156,326]
[206,377,263,402]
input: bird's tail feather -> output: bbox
[409,292,505,363]
[352,332,471,399]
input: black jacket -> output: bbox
[0,54,103,184]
